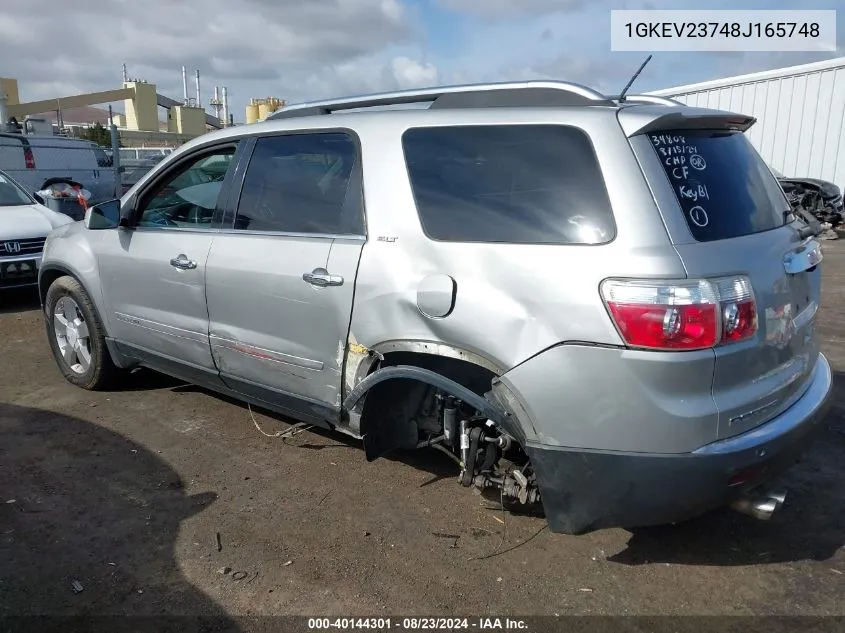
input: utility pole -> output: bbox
[108,104,121,198]
[0,92,8,132]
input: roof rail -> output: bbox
[267,80,616,120]
[618,94,687,106]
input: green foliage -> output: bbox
[79,122,119,148]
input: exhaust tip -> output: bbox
[730,496,780,521]
[768,489,787,506]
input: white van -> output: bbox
[0,133,119,206]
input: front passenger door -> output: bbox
[97,143,240,384]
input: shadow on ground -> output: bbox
[0,403,239,628]
[92,357,845,571]
[0,288,41,315]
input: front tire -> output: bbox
[44,275,118,390]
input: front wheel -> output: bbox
[44,276,119,390]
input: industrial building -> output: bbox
[0,67,232,148]
[245,97,286,124]
[648,56,845,187]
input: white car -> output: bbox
[0,168,73,290]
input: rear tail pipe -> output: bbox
[730,489,787,521]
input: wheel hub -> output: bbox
[53,296,91,375]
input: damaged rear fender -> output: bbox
[343,365,507,423]
[343,364,521,461]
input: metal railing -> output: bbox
[618,94,687,106]
[268,80,619,120]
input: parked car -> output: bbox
[0,168,72,290]
[118,155,161,196]
[112,147,177,196]
[0,133,119,206]
[37,81,833,535]
[772,168,844,228]
[118,147,175,162]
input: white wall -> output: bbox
[648,57,845,187]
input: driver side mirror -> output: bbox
[85,199,124,230]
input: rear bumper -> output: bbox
[525,352,833,534]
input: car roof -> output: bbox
[0,133,97,148]
[170,80,755,157]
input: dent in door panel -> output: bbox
[205,234,335,385]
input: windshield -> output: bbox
[0,171,34,206]
[649,129,790,242]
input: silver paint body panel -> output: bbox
[96,227,217,371]
[39,93,831,457]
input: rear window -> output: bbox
[649,129,790,242]
[92,146,111,167]
[402,124,616,245]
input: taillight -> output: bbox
[600,276,757,351]
[601,279,719,350]
[712,277,757,344]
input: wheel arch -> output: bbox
[342,343,523,460]
[40,263,84,303]
[39,264,130,368]
[40,264,104,323]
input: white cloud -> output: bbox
[390,57,440,89]
[436,0,586,18]
[1,0,417,118]
[297,55,439,102]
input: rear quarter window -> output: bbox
[648,129,790,242]
[402,124,616,245]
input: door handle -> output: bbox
[302,267,344,287]
[170,254,197,270]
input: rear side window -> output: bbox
[233,132,363,235]
[648,129,790,242]
[402,124,615,245]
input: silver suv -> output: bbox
[38,81,834,535]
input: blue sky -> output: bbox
[402,0,844,94]
[1,0,843,121]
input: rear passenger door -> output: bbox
[205,130,366,422]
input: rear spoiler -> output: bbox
[617,105,756,137]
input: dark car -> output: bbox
[773,168,843,228]
[119,156,160,196]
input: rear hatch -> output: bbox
[629,118,822,441]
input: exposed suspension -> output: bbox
[432,393,540,506]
